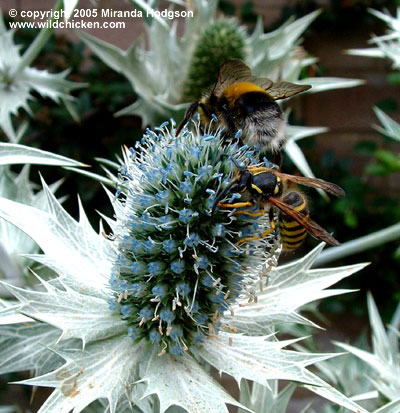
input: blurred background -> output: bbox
[1,0,400,411]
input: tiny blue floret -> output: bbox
[171,260,185,274]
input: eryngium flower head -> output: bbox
[111,120,275,355]
[0,124,368,412]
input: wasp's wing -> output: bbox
[265,82,311,100]
[212,59,253,96]
[274,172,345,198]
[175,102,199,137]
[269,197,340,246]
[247,166,273,174]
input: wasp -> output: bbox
[213,164,345,250]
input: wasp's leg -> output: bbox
[217,201,254,209]
[233,210,265,217]
[237,209,276,245]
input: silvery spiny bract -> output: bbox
[0,120,368,412]
[111,120,277,355]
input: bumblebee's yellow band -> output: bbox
[224,82,266,104]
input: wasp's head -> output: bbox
[251,172,282,201]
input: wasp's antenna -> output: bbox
[217,154,246,171]
[211,178,240,215]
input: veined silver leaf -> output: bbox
[0,322,70,376]
[19,337,150,413]
[239,381,296,413]
[2,278,126,346]
[0,299,31,324]
[0,143,86,167]
[228,244,367,332]
[198,333,339,386]
[0,182,116,298]
[141,348,248,413]
[199,333,367,413]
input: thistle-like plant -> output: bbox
[76,3,362,184]
[334,294,400,413]
[0,143,85,296]
[0,8,85,142]
[347,8,400,69]
[0,123,369,412]
[315,9,400,265]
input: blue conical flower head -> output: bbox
[111,121,276,354]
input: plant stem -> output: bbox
[11,0,63,77]
[314,221,400,266]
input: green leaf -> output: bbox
[346,48,384,58]
[286,125,328,142]
[386,72,400,84]
[367,293,393,363]
[63,0,79,20]
[335,295,400,402]
[249,10,321,71]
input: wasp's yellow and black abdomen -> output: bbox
[279,191,309,251]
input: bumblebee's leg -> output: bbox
[220,103,244,146]
[199,103,213,119]
[273,151,283,169]
[217,201,254,209]
[175,102,199,136]
[236,209,276,245]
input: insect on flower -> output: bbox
[176,59,311,163]
[213,160,345,250]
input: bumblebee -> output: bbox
[176,59,311,157]
[213,165,345,250]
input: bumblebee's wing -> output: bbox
[269,197,340,246]
[212,59,253,96]
[175,102,199,137]
[273,172,345,198]
[265,82,311,100]
[251,77,273,90]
